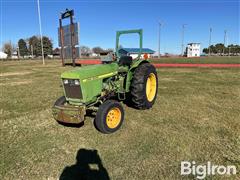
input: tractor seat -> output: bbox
[118,56,132,66]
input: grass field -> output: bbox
[149,56,240,64]
[1,60,240,179]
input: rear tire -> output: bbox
[130,63,158,109]
[94,100,124,134]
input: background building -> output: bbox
[186,43,201,57]
[0,52,8,59]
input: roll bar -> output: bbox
[115,29,143,60]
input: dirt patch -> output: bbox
[0,71,32,77]
[0,80,32,86]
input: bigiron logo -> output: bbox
[181,161,237,179]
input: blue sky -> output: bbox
[0,0,239,54]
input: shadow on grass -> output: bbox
[57,121,85,128]
[60,148,110,180]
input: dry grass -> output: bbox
[0,80,32,86]
[0,71,32,77]
[0,59,240,179]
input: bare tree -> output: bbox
[106,48,114,53]
[80,46,92,56]
[3,41,14,58]
[92,46,104,54]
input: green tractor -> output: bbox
[53,29,158,133]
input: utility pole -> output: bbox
[181,24,187,56]
[31,45,33,58]
[17,47,20,59]
[223,30,227,55]
[37,0,45,65]
[209,27,212,56]
[158,22,163,59]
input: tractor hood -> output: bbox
[61,63,119,81]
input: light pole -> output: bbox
[181,24,187,56]
[209,27,212,56]
[223,30,227,55]
[158,22,163,59]
[37,0,45,65]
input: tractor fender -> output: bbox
[125,60,149,92]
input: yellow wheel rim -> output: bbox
[146,73,157,102]
[106,107,121,129]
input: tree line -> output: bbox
[2,36,53,58]
[2,38,114,58]
[203,43,240,55]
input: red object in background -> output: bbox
[144,53,149,60]
[76,59,101,65]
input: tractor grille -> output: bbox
[63,79,83,99]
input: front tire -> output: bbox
[94,100,124,134]
[130,63,158,109]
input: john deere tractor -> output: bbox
[53,29,158,133]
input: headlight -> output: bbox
[63,79,68,84]
[74,80,80,85]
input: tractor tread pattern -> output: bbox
[130,63,158,109]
